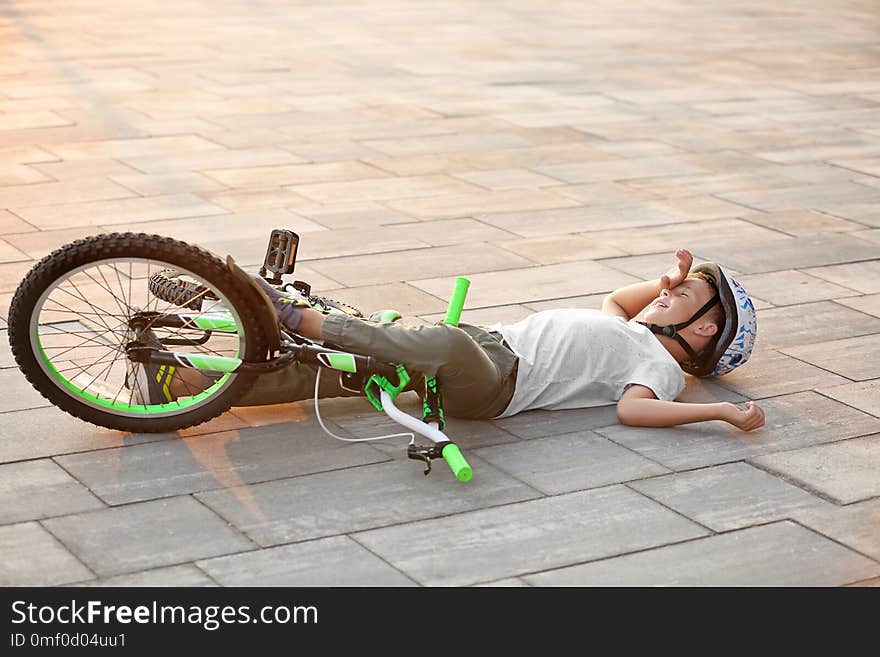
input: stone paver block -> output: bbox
[0,406,174,464]
[0,209,34,233]
[554,180,661,205]
[819,380,880,418]
[852,229,880,244]
[641,195,762,221]
[308,243,533,287]
[716,346,849,399]
[411,261,641,308]
[452,168,563,190]
[393,218,517,247]
[524,522,880,586]
[792,498,880,561]
[361,131,531,157]
[32,158,140,181]
[15,193,228,230]
[0,330,15,368]
[296,226,428,261]
[694,234,880,275]
[737,270,859,306]
[109,172,227,195]
[198,535,416,586]
[354,485,707,586]
[719,182,880,213]
[320,282,449,316]
[0,238,31,263]
[202,188,313,212]
[3,227,111,260]
[752,434,880,504]
[283,139,385,164]
[836,293,880,318]
[492,234,625,264]
[742,210,867,235]
[385,189,579,220]
[203,161,391,188]
[112,209,326,244]
[493,405,621,439]
[122,147,304,174]
[195,458,540,547]
[822,203,880,228]
[828,157,880,178]
[803,261,880,294]
[291,174,482,203]
[0,178,133,209]
[629,462,830,531]
[78,564,218,587]
[480,204,678,237]
[43,496,255,577]
[476,431,670,495]
[535,157,708,184]
[47,135,223,160]
[290,202,415,230]
[0,162,52,185]
[0,522,94,586]
[583,219,787,257]
[0,368,54,413]
[524,293,607,313]
[0,459,105,524]
[755,301,880,350]
[597,392,880,471]
[421,303,536,327]
[55,423,387,505]
[781,334,880,380]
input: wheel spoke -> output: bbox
[33,255,246,418]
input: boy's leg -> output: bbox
[237,314,517,419]
[320,314,516,418]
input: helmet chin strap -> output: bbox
[639,294,719,365]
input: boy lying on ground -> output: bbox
[134,248,763,432]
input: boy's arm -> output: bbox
[616,384,765,432]
[601,248,693,320]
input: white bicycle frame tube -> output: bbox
[380,389,448,444]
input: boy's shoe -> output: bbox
[368,309,402,323]
[125,328,177,405]
[251,275,310,331]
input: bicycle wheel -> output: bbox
[8,233,270,433]
[149,268,364,318]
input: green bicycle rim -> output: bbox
[30,258,245,418]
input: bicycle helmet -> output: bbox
[641,262,757,377]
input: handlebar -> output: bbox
[444,277,470,327]
[380,389,472,482]
[441,443,473,482]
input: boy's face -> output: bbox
[644,277,717,328]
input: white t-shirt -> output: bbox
[488,309,686,418]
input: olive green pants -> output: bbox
[234,315,518,420]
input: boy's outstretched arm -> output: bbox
[602,248,693,319]
[616,384,765,432]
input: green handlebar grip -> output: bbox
[442,443,473,482]
[444,277,470,327]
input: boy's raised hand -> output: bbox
[659,248,693,290]
[720,401,765,432]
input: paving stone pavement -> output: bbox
[1,0,878,587]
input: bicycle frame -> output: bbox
[125,278,474,482]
